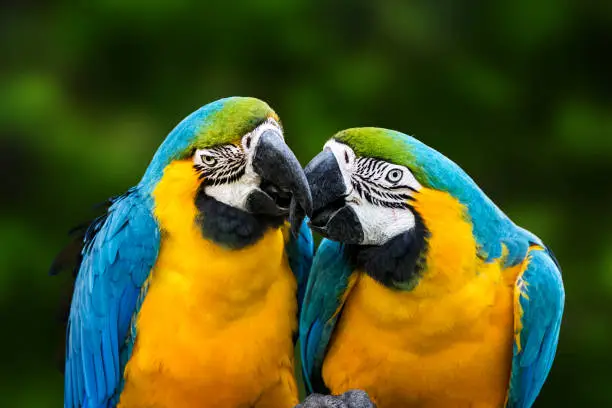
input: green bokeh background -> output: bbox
[1,1,611,407]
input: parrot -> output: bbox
[53,97,316,408]
[299,128,565,408]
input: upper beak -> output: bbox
[250,130,313,235]
[304,150,364,243]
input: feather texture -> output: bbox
[507,247,564,408]
[286,217,315,315]
[64,189,160,408]
[299,239,354,393]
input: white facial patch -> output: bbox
[193,118,284,210]
[348,201,417,245]
[324,139,422,246]
[203,172,259,209]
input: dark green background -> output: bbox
[1,1,611,407]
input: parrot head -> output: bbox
[305,127,521,287]
[141,97,312,247]
[305,128,429,247]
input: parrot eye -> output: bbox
[201,154,217,166]
[386,169,403,183]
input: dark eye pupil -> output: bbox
[201,155,215,165]
[344,151,349,163]
[246,137,251,149]
[387,170,402,182]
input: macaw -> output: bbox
[299,128,565,408]
[56,97,315,408]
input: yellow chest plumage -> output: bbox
[118,161,298,408]
[323,188,523,408]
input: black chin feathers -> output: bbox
[345,210,429,289]
[194,186,284,249]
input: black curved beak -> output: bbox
[304,150,364,244]
[249,130,313,235]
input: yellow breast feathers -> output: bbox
[323,188,521,408]
[119,161,299,408]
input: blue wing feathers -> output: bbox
[101,326,116,392]
[80,351,95,401]
[299,239,354,393]
[286,218,314,316]
[302,319,323,392]
[65,352,74,405]
[117,288,136,338]
[64,189,160,408]
[508,247,564,408]
[94,349,107,403]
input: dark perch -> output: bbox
[296,390,376,408]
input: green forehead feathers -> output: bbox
[333,127,429,185]
[192,97,278,151]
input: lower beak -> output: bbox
[304,150,364,244]
[248,130,313,233]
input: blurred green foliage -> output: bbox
[1,1,611,407]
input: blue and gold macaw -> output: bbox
[58,97,314,408]
[300,128,564,408]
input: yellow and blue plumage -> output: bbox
[55,97,314,408]
[300,128,564,408]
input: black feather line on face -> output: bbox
[350,157,416,208]
[350,177,413,208]
[345,208,429,289]
[355,157,390,182]
[194,145,247,186]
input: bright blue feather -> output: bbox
[299,239,354,393]
[286,217,314,316]
[507,248,564,408]
[64,190,160,408]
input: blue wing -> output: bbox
[285,217,314,314]
[507,246,565,408]
[64,189,160,408]
[299,238,354,393]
